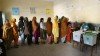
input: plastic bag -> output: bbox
[61,36,66,43]
[32,36,35,43]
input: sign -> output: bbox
[30,7,36,14]
[12,7,20,15]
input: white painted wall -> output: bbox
[1,0,53,24]
[1,0,100,24]
[54,0,100,24]
[0,0,2,11]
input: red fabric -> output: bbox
[66,27,72,42]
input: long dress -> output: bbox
[18,20,25,45]
[28,21,32,44]
[66,26,72,43]
[24,21,30,44]
[3,23,14,49]
[60,18,68,43]
[33,28,40,44]
[12,22,19,46]
[40,22,46,43]
[52,18,59,43]
[32,20,40,44]
[46,21,53,44]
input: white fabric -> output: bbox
[73,30,83,42]
[18,32,24,45]
[0,39,3,43]
[40,22,46,29]
[83,33,97,46]
[61,36,66,43]
[18,36,21,45]
[32,36,35,43]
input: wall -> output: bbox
[54,0,100,24]
[0,0,2,11]
[1,0,53,23]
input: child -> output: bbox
[66,22,72,43]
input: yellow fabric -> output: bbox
[3,23,7,39]
[11,19,18,38]
[3,21,11,39]
[52,17,59,43]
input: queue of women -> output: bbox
[2,16,72,49]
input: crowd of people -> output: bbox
[1,16,73,49]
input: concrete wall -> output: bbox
[0,0,2,11]
[54,0,100,24]
[2,0,100,24]
[1,0,54,23]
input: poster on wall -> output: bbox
[46,9,53,15]
[12,7,20,15]
[30,7,36,14]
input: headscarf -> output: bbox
[60,17,69,37]
[18,16,24,31]
[46,17,52,36]
[52,16,59,37]
[3,19,11,39]
[24,17,30,35]
[11,18,18,37]
[32,16,38,32]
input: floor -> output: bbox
[7,43,100,56]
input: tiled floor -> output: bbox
[7,43,100,56]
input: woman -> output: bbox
[28,20,32,45]
[40,18,46,44]
[52,16,59,44]
[46,17,53,44]
[18,16,25,45]
[32,17,40,44]
[0,24,3,39]
[60,17,68,43]
[24,17,30,45]
[11,18,19,47]
[3,19,14,49]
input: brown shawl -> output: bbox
[32,17,38,33]
[11,19,18,38]
[60,17,68,37]
[46,17,52,36]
